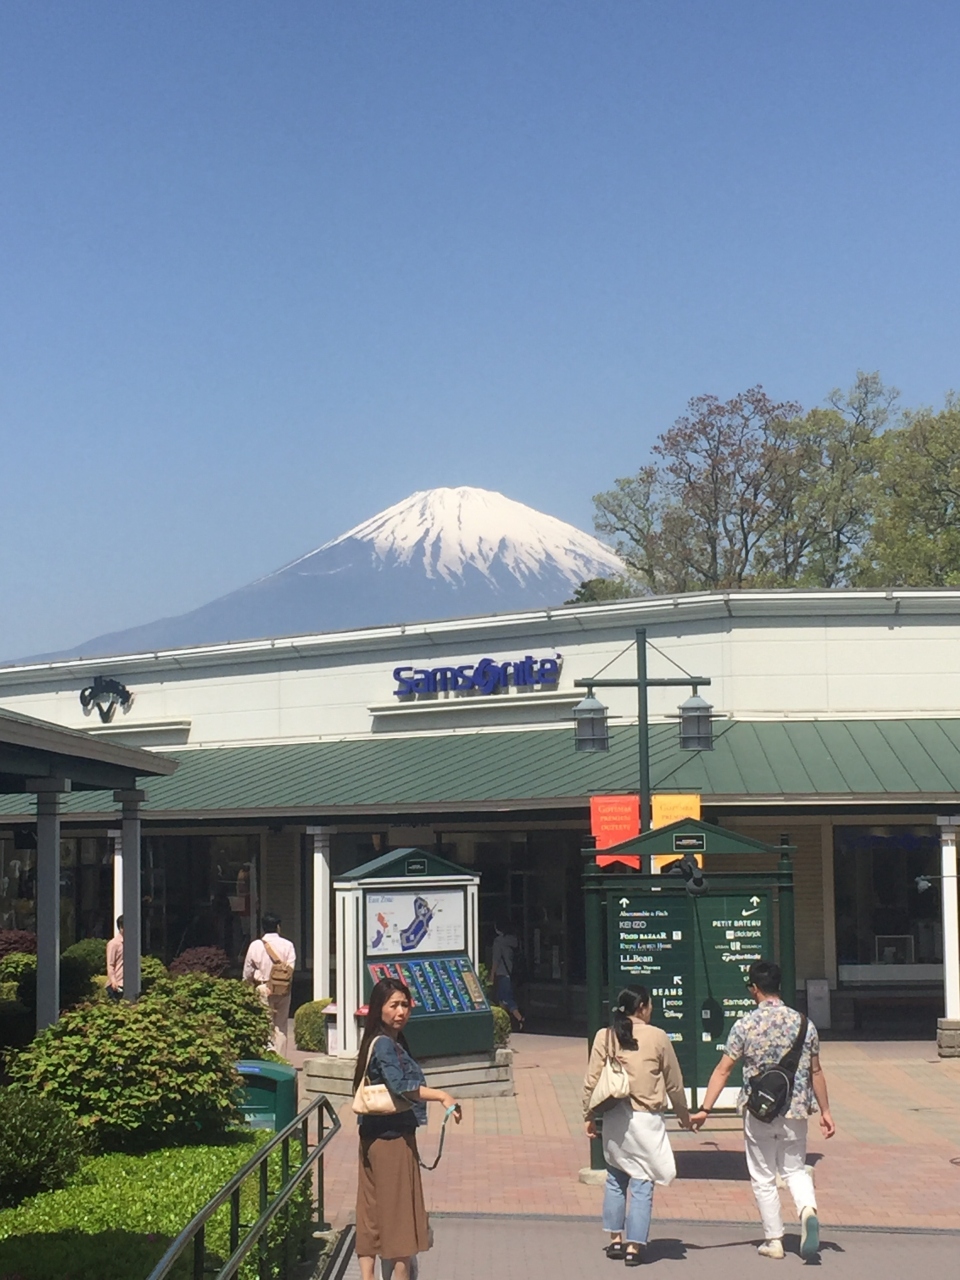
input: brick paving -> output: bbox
[339,1216,960,1280]
[293,1033,960,1236]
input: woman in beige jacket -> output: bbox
[582,986,692,1266]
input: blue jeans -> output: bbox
[602,1165,654,1245]
[494,973,518,1013]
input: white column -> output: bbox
[115,790,144,1001]
[110,830,122,934]
[306,826,334,1003]
[29,778,68,1031]
[939,821,960,1021]
[336,888,361,1058]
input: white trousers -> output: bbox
[743,1113,817,1241]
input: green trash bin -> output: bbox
[237,1060,298,1131]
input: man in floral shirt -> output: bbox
[690,960,836,1261]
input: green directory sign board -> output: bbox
[607,885,773,1095]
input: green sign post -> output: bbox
[583,819,795,1165]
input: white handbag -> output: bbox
[352,1036,413,1116]
[588,1029,631,1116]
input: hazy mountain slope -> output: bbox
[37,487,627,660]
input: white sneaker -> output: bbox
[757,1240,785,1259]
[800,1206,820,1257]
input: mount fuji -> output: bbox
[45,488,628,660]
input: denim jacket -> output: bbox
[359,1035,427,1138]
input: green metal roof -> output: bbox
[2,718,960,820]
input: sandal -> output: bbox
[605,1242,626,1260]
[625,1246,645,1266]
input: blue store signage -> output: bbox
[393,654,561,698]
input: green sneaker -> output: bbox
[800,1206,820,1257]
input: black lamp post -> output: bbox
[572,627,715,833]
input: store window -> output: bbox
[0,833,112,943]
[834,825,942,981]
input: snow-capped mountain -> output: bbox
[41,487,628,659]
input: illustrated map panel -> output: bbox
[365,888,466,956]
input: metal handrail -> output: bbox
[146,1092,342,1280]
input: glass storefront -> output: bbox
[834,825,943,981]
[143,833,260,964]
[0,833,112,944]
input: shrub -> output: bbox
[293,998,331,1053]
[0,1088,86,1207]
[15,953,93,1012]
[61,937,108,978]
[141,974,272,1060]
[492,1005,512,1047]
[9,998,242,1150]
[0,929,36,959]
[0,981,17,1003]
[169,946,231,978]
[139,954,168,991]
[0,951,36,983]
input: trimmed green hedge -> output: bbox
[0,1133,313,1280]
[294,998,331,1052]
[61,938,108,979]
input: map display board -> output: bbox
[606,885,773,1095]
[365,888,466,956]
[366,955,489,1018]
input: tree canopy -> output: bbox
[582,372,960,595]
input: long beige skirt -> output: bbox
[356,1134,430,1260]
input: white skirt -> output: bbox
[602,1101,677,1186]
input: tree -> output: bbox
[594,387,801,591]
[563,576,641,605]
[593,373,898,591]
[856,398,960,585]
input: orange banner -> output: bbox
[591,795,640,868]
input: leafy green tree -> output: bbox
[563,576,640,605]
[593,373,897,590]
[856,397,960,585]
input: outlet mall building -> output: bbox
[1,588,959,1037]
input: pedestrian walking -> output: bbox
[490,918,524,1029]
[242,912,296,1056]
[583,985,693,1266]
[105,915,124,1000]
[353,977,461,1280]
[690,959,836,1261]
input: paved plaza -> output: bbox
[297,1033,960,1235]
[338,1215,960,1279]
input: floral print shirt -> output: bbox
[723,998,820,1120]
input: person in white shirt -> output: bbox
[243,912,296,1057]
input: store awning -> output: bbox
[2,717,960,820]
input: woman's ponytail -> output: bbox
[611,985,651,1050]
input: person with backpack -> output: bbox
[243,912,296,1057]
[690,959,836,1261]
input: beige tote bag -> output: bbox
[352,1036,414,1116]
[588,1029,632,1116]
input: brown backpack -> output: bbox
[263,939,293,998]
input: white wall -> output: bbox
[2,591,960,749]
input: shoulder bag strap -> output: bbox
[779,1015,809,1075]
[262,939,280,965]
[362,1035,384,1084]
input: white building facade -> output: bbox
[1,588,958,1040]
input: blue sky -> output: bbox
[3,2,959,656]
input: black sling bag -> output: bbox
[745,1014,808,1123]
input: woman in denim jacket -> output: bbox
[353,977,461,1280]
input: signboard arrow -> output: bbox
[750,896,761,906]
[619,897,630,908]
